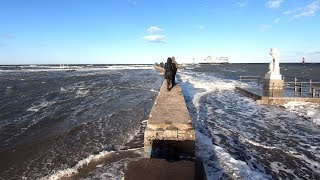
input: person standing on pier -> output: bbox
[172,56,178,85]
[164,57,176,91]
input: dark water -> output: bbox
[0,65,162,179]
[178,63,320,179]
[1,64,320,179]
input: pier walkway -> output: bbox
[124,71,206,179]
[143,80,195,159]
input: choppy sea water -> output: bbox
[179,63,320,179]
[0,64,320,179]
[0,65,162,179]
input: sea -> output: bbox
[0,63,319,179]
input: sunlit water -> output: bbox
[0,64,319,179]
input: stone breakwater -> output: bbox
[143,80,195,159]
[124,67,205,180]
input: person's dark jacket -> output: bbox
[164,58,175,79]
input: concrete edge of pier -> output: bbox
[124,66,206,180]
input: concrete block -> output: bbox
[143,81,195,158]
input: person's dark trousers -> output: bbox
[172,73,176,86]
[166,79,171,90]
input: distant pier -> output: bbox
[124,67,206,180]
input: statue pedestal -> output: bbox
[264,73,282,80]
[263,79,284,97]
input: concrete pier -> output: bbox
[124,75,205,179]
[143,81,195,159]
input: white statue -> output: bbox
[265,48,282,80]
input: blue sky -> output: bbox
[0,0,319,64]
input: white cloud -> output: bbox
[143,35,166,43]
[266,0,284,9]
[0,34,15,39]
[128,0,137,5]
[311,50,320,54]
[293,0,320,18]
[237,0,248,8]
[282,1,320,19]
[259,24,272,32]
[144,26,166,43]
[147,26,163,34]
[274,17,280,23]
[198,25,205,30]
[282,10,295,15]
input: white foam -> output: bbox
[241,137,279,150]
[27,101,54,112]
[283,101,320,126]
[105,65,153,70]
[178,69,272,179]
[196,131,270,180]
[41,150,114,180]
[81,149,142,180]
[178,67,320,179]
[0,65,154,73]
[141,119,148,123]
[288,150,320,174]
[76,89,89,97]
[214,109,226,114]
[179,70,237,92]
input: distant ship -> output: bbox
[199,56,229,64]
[60,64,76,72]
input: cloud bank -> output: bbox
[0,43,8,47]
[144,35,166,43]
[259,24,272,32]
[294,0,320,18]
[144,26,166,43]
[0,34,15,39]
[283,0,320,18]
[237,0,248,8]
[274,17,280,23]
[128,0,137,5]
[266,0,284,9]
[147,26,163,34]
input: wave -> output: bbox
[0,65,154,73]
[41,147,144,180]
[196,131,270,179]
[41,150,115,180]
[178,67,320,179]
[283,101,320,126]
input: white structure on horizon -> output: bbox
[199,56,229,64]
[264,48,282,80]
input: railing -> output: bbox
[285,77,320,97]
[239,76,262,89]
[239,76,320,98]
[239,76,261,82]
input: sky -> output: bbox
[0,0,320,64]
